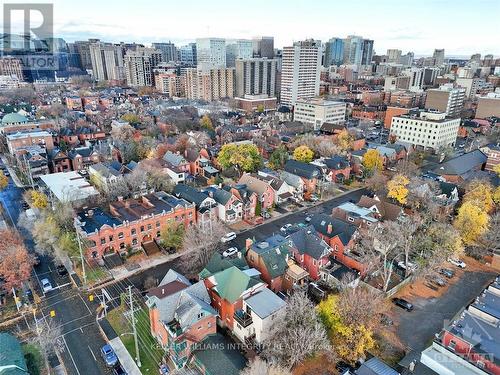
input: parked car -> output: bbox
[427,275,446,287]
[280,223,293,233]
[159,364,170,374]
[222,247,238,258]
[40,278,53,293]
[448,258,466,268]
[56,264,68,276]
[307,282,326,302]
[304,216,312,223]
[397,261,417,272]
[336,361,356,374]
[440,268,455,278]
[392,297,413,311]
[112,364,127,375]
[100,344,118,367]
[309,195,320,202]
[220,232,236,243]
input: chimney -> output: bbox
[161,288,165,295]
[327,224,332,234]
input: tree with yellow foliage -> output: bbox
[494,186,500,205]
[386,174,410,205]
[464,180,494,213]
[199,114,213,131]
[0,170,8,191]
[29,190,49,209]
[336,129,354,152]
[362,149,384,175]
[454,201,490,245]
[494,163,500,177]
[318,295,375,364]
[293,145,314,163]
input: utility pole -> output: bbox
[74,220,87,286]
[128,286,141,368]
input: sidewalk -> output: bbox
[0,155,30,188]
[109,337,142,375]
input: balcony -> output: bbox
[234,309,253,328]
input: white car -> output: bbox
[397,261,417,272]
[448,258,466,268]
[280,224,292,233]
[41,278,53,293]
[221,232,237,243]
[222,247,238,258]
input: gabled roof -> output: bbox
[238,173,272,195]
[439,181,458,197]
[288,225,332,260]
[357,195,402,221]
[210,266,262,303]
[250,235,290,279]
[163,150,188,167]
[320,122,345,134]
[173,184,210,207]
[310,214,357,245]
[68,146,95,159]
[355,357,400,375]
[284,159,321,179]
[324,155,350,170]
[191,334,246,375]
[433,150,488,177]
[199,252,248,280]
[0,333,28,375]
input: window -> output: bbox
[109,235,114,242]
[100,238,106,245]
[131,228,136,236]
[156,221,160,228]
[347,217,355,222]
[92,251,98,258]
[118,232,124,239]
[120,243,125,249]
[156,231,161,238]
[147,224,152,230]
[140,226,145,232]
[448,340,457,351]
[207,322,212,328]
[132,238,138,246]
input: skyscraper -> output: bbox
[400,52,414,67]
[179,43,197,65]
[225,39,253,67]
[387,49,402,63]
[235,57,278,97]
[343,35,363,66]
[185,67,235,101]
[433,49,445,66]
[324,38,344,67]
[124,47,162,86]
[252,36,274,58]
[152,42,177,63]
[361,39,374,65]
[196,38,226,71]
[280,39,321,107]
[89,42,125,81]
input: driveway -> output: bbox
[394,267,497,366]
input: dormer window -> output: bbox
[197,312,203,319]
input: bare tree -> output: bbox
[469,212,500,258]
[396,215,422,277]
[336,286,389,329]
[181,220,228,275]
[356,221,404,292]
[364,171,389,196]
[31,318,64,372]
[262,291,328,370]
[240,357,289,375]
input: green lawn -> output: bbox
[107,305,164,374]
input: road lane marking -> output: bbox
[62,335,81,375]
[88,345,97,361]
[79,294,92,314]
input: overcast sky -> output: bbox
[3,0,499,56]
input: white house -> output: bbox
[232,287,286,345]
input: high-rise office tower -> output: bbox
[470,53,481,63]
[425,84,466,117]
[403,67,425,91]
[185,67,235,101]
[124,47,162,86]
[196,38,226,71]
[152,42,178,63]
[433,49,445,66]
[225,39,253,67]
[179,43,197,65]
[280,39,321,107]
[343,35,363,66]
[324,38,344,67]
[89,42,126,81]
[235,57,278,97]
[400,52,414,67]
[72,40,98,69]
[387,49,402,63]
[252,36,274,58]
[361,39,374,65]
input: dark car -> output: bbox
[112,365,127,375]
[56,265,68,276]
[336,361,356,374]
[100,344,118,367]
[392,297,413,311]
[308,283,326,303]
[440,268,455,279]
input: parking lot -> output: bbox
[390,260,497,366]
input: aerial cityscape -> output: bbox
[0,1,500,375]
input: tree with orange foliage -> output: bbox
[0,229,35,292]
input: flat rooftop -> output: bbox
[40,171,99,203]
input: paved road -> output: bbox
[0,174,111,375]
[395,268,497,366]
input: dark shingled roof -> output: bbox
[310,214,357,245]
[198,252,248,280]
[250,235,290,279]
[284,159,321,179]
[324,155,350,170]
[433,149,487,177]
[191,334,247,375]
[288,225,331,260]
[173,184,209,207]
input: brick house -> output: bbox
[238,173,275,211]
[49,148,72,173]
[75,192,195,260]
[357,195,404,222]
[203,266,266,330]
[68,146,101,171]
[6,130,54,154]
[288,226,333,280]
[431,150,487,184]
[224,185,257,221]
[323,156,351,183]
[146,270,217,369]
[245,235,290,292]
[283,159,322,198]
[203,186,243,223]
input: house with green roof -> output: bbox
[0,333,28,375]
[198,251,249,280]
[245,234,291,292]
[203,266,266,330]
